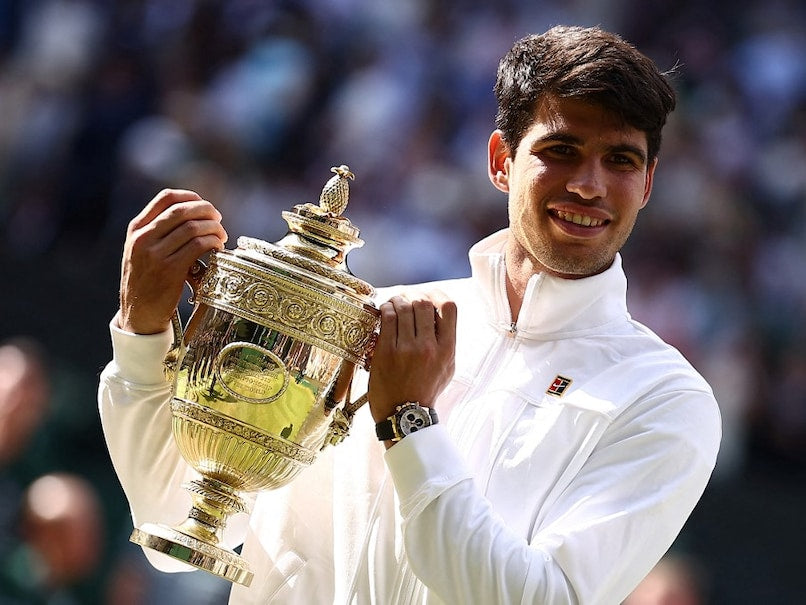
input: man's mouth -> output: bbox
[553,210,607,228]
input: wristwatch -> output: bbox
[375,402,439,442]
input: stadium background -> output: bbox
[1,1,805,602]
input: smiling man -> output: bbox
[100,25,721,604]
[493,96,654,284]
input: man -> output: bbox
[100,25,721,604]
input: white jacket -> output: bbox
[99,229,721,604]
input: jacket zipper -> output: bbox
[451,267,540,429]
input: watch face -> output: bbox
[398,406,432,435]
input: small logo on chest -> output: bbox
[546,375,573,397]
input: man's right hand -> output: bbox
[118,189,228,335]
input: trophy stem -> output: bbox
[178,477,247,544]
[130,476,253,586]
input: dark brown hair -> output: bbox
[494,26,677,161]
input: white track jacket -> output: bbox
[99,229,721,604]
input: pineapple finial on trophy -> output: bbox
[319,165,355,216]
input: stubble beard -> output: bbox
[517,220,635,279]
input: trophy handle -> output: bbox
[163,259,208,380]
[322,384,369,448]
[343,392,369,417]
[337,328,375,418]
[322,326,377,446]
[324,392,369,448]
[323,357,371,447]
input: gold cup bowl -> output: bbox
[130,166,379,587]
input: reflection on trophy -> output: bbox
[129,165,379,587]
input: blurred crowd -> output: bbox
[1,0,805,603]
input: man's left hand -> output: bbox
[368,291,457,428]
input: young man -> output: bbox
[100,25,721,604]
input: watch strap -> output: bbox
[375,417,397,441]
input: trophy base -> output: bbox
[131,522,253,587]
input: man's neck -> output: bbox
[505,272,524,325]
[504,240,535,324]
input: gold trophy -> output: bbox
[129,166,379,587]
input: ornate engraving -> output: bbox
[214,342,290,404]
[172,399,316,466]
[196,254,378,366]
[242,241,373,296]
[188,507,220,528]
[132,525,245,566]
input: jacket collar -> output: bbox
[468,229,630,338]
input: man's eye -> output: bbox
[610,154,637,167]
[545,145,574,157]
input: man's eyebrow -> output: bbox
[609,143,647,165]
[533,132,580,146]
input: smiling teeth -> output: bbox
[555,211,604,227]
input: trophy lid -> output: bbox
[232,165,375,302]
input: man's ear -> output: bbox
[488,130,512,193]
[640,157,658,209]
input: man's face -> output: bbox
[489,95,656,279]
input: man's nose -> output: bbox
[565,160,606,199]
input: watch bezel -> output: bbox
[395,402,434,437]
[375,401,438,442]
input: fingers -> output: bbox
[129,188,227,248]
[377,301,399,353]
[126,190,228,270]
[162,217,228,261]
[148,202,225,245]
[434,297,457,354]
[368,290,457,424]
[129,189,204,232]
[118,189,227,335]
[379,291,457,345]
[379,296,433,347]
[389,297,415,343]
[413,298,437,339]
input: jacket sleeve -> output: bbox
[383,388,721,604]
[98,317,250,572]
